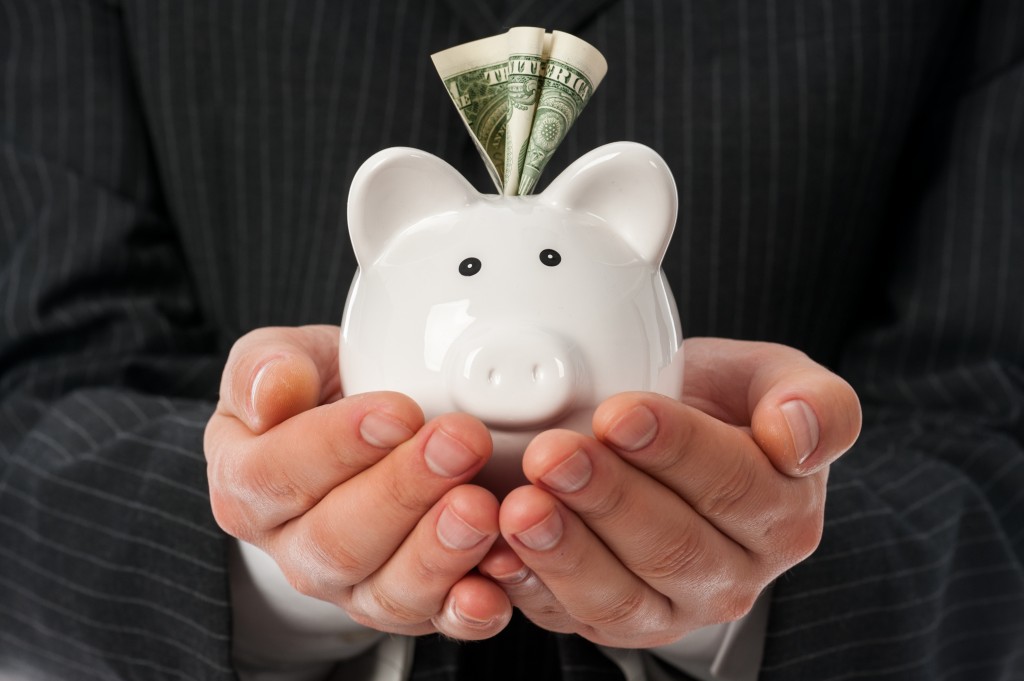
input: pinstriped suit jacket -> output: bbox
[1,0,1022,679]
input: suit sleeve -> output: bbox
[760,2,1024,679]
[0,1,234,678]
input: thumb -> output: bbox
[217,324,341,434]
[681,338,861,477]
[748,355,862,477]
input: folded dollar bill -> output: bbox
[432,27,607,195]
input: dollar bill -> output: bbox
[433,28,607,195]
[503,27,547,195]
[431,32,511,192]
[517,31,606,195]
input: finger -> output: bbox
[521,429,764,608]
[750,370,861,475]
[218,325,343,434]
[348,485,509,639]
[498,485,678,647]
[677,338,861,474]
[590,394,827,561]
[269,413,493,592]
[204,390,424,538]
[478,538,575,634]
[435,573,514,641]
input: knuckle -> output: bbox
[208,491,255,541]
[583,478,634,524]
[761,480,825,568]
[586,589,648,629]
[366,580,429,626]
[245,468,315,512]
[531,601,570,623]
[528,546,591,585]
[280,564,347,605]
[236,442,319,513]
[525,609,575,634]
[207,463,260,541]
[380,468,430,517]
[657,419,698,473]
[543,556,584,583]
[640,530,711,582]
[275,542,351,602]
[325,428,387,472]
[253,471,318,514]
[301,524,367,583]
[692,456,759,522]
[282,567,323,600]
[576,591,671,645]
[411,551,452,585]
[785,510,824,564]
[710,585,760,625]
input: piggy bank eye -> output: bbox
[539,249,561,267]
[459,257,482,276]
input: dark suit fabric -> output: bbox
[1,0,1022,679]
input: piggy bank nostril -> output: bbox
[448,329,578,430]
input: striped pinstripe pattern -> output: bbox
[2,0,1022,679]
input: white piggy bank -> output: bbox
[340,142,683,496]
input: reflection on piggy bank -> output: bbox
[340,142,683,496]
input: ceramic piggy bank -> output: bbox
[340,142,683,496]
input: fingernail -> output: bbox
[605,405,659,451]
[514,510,563,551]
[248,356,284,426]
[491,565,531,585]
[448,599,501,628]
[781,400,820,465]
[436,506,488,550]
[359,411,414,449]
[540,449,592,493]
[424,429,479,478]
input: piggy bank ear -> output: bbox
[540,142,677,266]
[347,148,478,266]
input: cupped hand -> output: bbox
[479,338,861,648]
[204,325,511,639]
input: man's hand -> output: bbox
[479,338,862,648]
[204,325,511,639]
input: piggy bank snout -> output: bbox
[448,327,580,430]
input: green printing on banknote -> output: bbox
[518,56,596,195]
[442,61,509,191]
[432,28,607,196]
